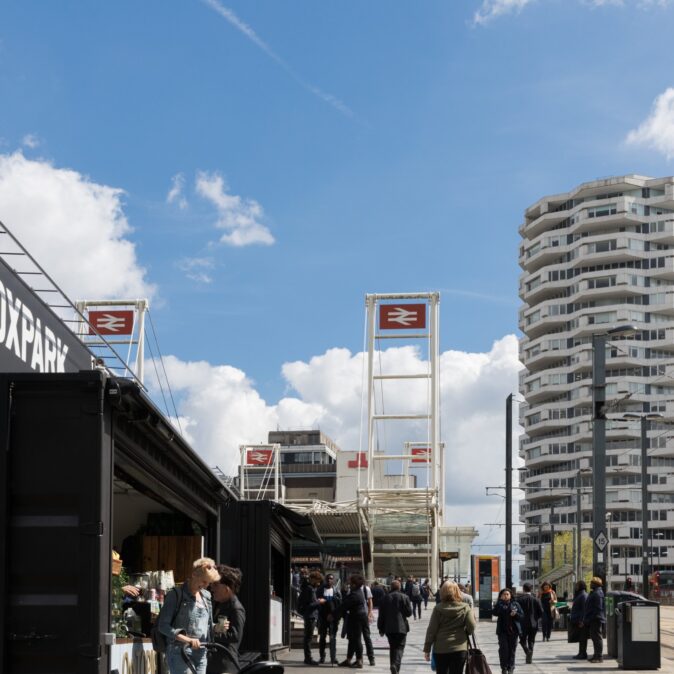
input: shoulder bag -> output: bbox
[465,632,492,674]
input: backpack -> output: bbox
[151,586,183,654]
[411,583,421,598]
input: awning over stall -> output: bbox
[110,377,237,526]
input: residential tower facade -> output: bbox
[519,175,674,593]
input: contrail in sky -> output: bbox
[202,0,354,118]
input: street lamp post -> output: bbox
[505,394,513,590]
[592,325,637,586]
[623,412,662,599]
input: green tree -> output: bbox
[540,530,593,584]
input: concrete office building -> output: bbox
[519,175,674,591]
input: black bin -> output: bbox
[607,591,646,658]
[616,600,661,670]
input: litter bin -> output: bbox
[607,590,646,658]
[616,600,660,670]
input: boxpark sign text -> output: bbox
[0,258,92,374]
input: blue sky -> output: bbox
[2,0,674,561]
[2,2,674,394]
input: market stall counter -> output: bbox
[0,371,236,674]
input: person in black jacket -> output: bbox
[515,582,543,664]
[208,565,246,674]
[581,577,605,663]
[299,570,326,665]
[317,573,342,665]
[569,580,588,660]
[377,580,412,674]
[339,574,368,669]
[492,588,523,674]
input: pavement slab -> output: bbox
[280,604,674,674]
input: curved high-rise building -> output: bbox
[519,175,674,591]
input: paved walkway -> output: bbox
[280,604,674,673]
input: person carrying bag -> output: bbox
[465,632,492,674]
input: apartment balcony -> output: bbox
[647,328,674,351]
[520,241,570,274]
[651,258,674,281]
[520,275,571,305]
[520,210,571,240]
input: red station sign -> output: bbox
[379,303,426,330]
[246,449,274,466]
[88,310,135,335]
[411,447,431,463]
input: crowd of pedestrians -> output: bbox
[294,569,608,674]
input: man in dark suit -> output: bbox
[298,570,326,665]
[316,573,342,665]
[581,577,606,663]
[377,580,412,674]
[515,582,543,664]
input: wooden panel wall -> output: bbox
[141,536,202,583]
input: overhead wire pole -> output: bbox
[430,292,440,594]
[505,393,513,590]
[592,332,608,586]
[365,295,377,581]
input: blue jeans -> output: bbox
[166,643,207,674]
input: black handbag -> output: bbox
[568,622,580,643]
[465,633,493,674]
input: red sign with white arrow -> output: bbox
[411,447,431,463]
[88,310,135,335]
[379,304,426,330]
[247,449,274,466]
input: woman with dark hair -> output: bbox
[569,580,588,660]
[339,574,368,669]
[538,581,557,642]
[492,588,523,674]
[208,565,246,673]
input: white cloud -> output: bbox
[167,172,188,210]
[473,0,672,24]
[195,171,275,247]
[0,152,155,301]
[473,0,536,25]
[152,355,323,474]
[21,133,40,149]
[153,335,523,543]
[177,256,215,283]
[626,87,674,160]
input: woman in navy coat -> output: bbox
[492,588,523,674]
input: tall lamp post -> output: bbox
[592,325,637,586]
[622,412,662,599]
[505,394,513,590]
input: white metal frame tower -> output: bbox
[75,299,148,383]
[359,292,442,590]
[239,444,282,502]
